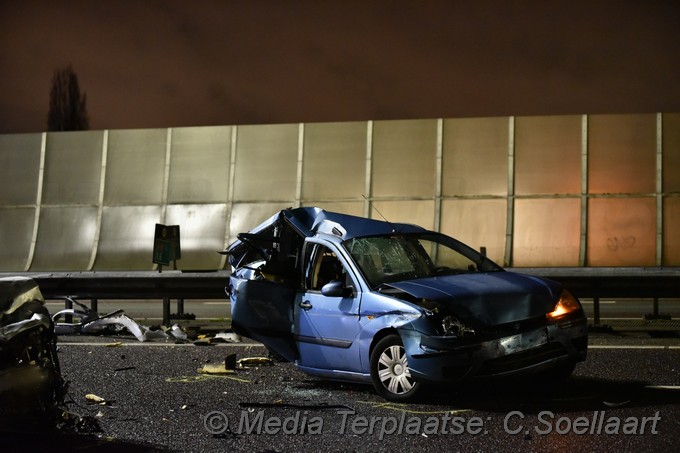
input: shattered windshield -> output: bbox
[344,233,502,288]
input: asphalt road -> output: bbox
[5,332,679,452]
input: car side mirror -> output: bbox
[321,280,351,298]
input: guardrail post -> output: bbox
[593,296,600,326]
[65,297,73,324]
[177,298,184,316]
[163,297,170,326]
[91,298,98,313]
[653,297,659,317]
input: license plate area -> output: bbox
[498,329,548,355]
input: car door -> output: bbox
[230,276,298,361]
[293,242,363,372]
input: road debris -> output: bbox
[236,357,274,368]
[192,331,241,345]
[213,332,241,343]
[199,363,235,375]
[193,337,214,346]
[52,297,188,342]
[196,353,273,376]
[169,324,188,341]
[84,393,107,405]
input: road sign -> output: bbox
[153,224,181,267]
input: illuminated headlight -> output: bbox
[441,315,475,337]
[546,289,581,321]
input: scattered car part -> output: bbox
[236,357,274,368]
[52,297,187,342]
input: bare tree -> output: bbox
[47,65,89,131]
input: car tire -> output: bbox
[370,334,421,402]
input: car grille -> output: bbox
[474,316,548,339]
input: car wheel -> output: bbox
[370,334,421,402]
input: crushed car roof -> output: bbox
[224,207,427,269]
[276,207,425,240]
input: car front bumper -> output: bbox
[402,317,588,382]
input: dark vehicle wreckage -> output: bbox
[225,207,588,401]
[1,277,65,427]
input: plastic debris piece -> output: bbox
[199,364,236,375]
[85,393,106,404]
[52,298,174,342]
[236,357,274,368]
[193,338,214,346]
[213,332,241,343]
[105,341,124,347]
[143,326,171,341]
[169,324,188,341]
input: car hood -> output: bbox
[383,272,561,326]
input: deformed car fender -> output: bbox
[357,307,432,373]
[359,308,483,382]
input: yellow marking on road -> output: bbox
[356,400,471,415]
[166,374,250,384]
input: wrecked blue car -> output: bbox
[225,207,587,401]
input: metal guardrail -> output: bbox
[2,267,679,328]
[0,270,231,326]
[510,267,680,326]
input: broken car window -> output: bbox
[344,233,502,288]
[308,245,351,291]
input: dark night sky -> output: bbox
[1,0,679,134]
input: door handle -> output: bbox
[299,300,313,310]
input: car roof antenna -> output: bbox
[362,195,397,233]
